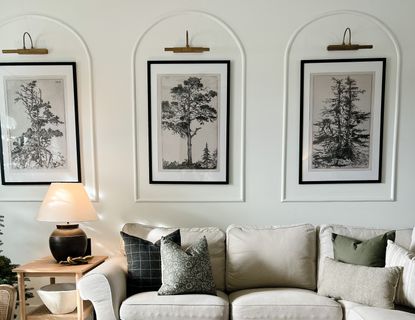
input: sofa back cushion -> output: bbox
[121,223,226,291]
[226,224,317,292]
[318,224,412,285]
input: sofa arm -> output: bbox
[78,256,127,320]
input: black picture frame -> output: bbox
[147,60,230,184]
[0,62,81,185]
[299,58,386,184]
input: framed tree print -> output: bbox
[300,58,386,184]
[0,62,81,185]
[147,60,230,184]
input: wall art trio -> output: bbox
[0,57,386,187]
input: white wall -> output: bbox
[0,0,414,265]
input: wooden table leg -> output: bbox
[50,277,55,284]
[75,273,83,320]
[17,273,26,320]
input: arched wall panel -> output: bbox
[0,15,98,201]
[281,10,400,202]
[132,11,246,202]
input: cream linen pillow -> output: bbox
[318,257,401,309]
[386,240,415,308]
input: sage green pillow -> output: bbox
[332,231,395,267]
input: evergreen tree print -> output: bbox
[11,80,66,169]
[161,76,218,170]
[313,76,370,168]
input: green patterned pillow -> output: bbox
[158,236,216,295]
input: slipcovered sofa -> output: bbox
[78,223,415,320]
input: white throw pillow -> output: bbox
[386,240,415,308]
[318,257,401,309]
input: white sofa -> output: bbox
[78,223,415,320]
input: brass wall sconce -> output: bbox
[327,28,373,51]
[164,30,210,53]
[2,32,48,55]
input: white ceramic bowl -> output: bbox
[37,283,77,314]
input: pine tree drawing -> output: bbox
[200,142,217,169]
[161,76,218,169]
[201,143,212,168]
[11,80,66,169]
[313,76,370,168]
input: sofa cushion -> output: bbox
[386,240,415,308]
[318,224,412,284]
[226,224,316,292]
[121,223,226,290]
[411,227,415,252]
[318,257,401,309]
[119,290,228,320]
[229,288,342,320]
[339,300,415,320]
[159,236,216,295]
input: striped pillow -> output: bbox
[385,240,415,308]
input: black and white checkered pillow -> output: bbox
[121,229,181,295]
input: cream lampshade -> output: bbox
[38,183,97,262]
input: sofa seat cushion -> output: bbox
[339,300,415,320]
[229,288,342,320]
[119,290,228,320]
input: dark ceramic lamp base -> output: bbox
[49,224,87,262]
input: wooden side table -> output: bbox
[13,256,107,320]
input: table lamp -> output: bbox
[37,183,97,262]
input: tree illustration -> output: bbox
[161,77,217,166]
[313,76,370,168]
[11,81,65,169]
[201,143,212,168]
